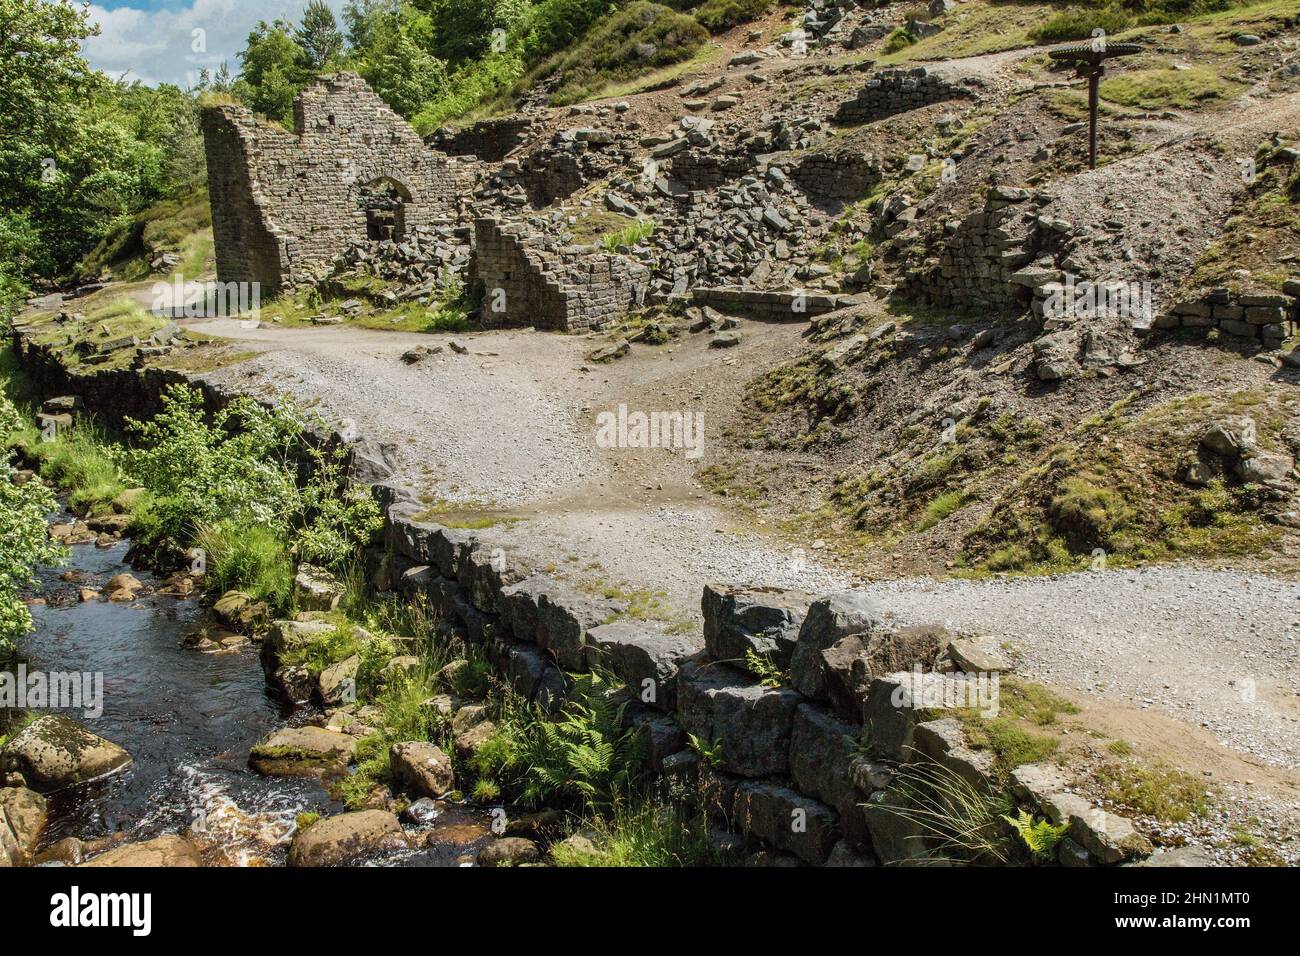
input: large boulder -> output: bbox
[286,810,407,867]
[319,654,360,706]
[389,741,455,798]
[81,834,201,867]
[862,779,931,865]
[789,704,867,847]
[536,583,620,670]
[712,682,801,777]
[729,779,839,865]
[293,564,345,611]
[585,621,699,712]
[477,837,540,867]
[822,625,946,722]
[789,592,882,700]
[701,584,811,670]
[0,786,48,866]
[0,715,132,792]
[248,726,356,778]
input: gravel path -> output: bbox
[870,568,1300,769]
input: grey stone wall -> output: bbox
[1154,285,1298,347]
[834,66,973,125]
[427,116,536,162]
[668,150,757,192]
[900,186,1049,312]
[791,149,884,201]
[201,72,458,293]
[472,217,649,332]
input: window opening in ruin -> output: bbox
[359,178,409,242]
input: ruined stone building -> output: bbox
[200,72,458,293]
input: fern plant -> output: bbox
[743,648,785,688]
[1003,808,1069,863]
[515,671,644,811]
[687,733,723,768]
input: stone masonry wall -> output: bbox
[834,66,974,125]
[367,482,1156,868]
[668,150,758,193]
[472,217,650,332]
[791,149,884,201]
[1152,284,1299,347]
[201,72,458,293]
[427,116,536,162]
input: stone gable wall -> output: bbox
[201,72,458,293]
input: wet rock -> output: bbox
[477,836,540,867]
[0,786,48,866]
[390,741,455,798]
[286,810,407,867]
[294,564,345,611]
[401,797,441,826]
[81,834,201,867]
[248,726,356,778]
[34,836,84,866]
[0,715,132,793]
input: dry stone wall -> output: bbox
[1154,284,1298,347]
[427,116,536,162]
[834,66,974,125]
[201,72,458,292]
[366,483,1157,868]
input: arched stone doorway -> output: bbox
[358,176,412,242]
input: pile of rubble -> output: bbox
[330,224,473,303]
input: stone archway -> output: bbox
[357,175,413,242]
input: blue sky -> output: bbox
[84,0,349,86]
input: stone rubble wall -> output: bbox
[1153,284,1298,348]
[200,72,458,293]
[834,66,974,126]
[652,286,852,320]
[472,217,650,332]
[900,186,1059,312]
[790,148,884,200]
[427,116,536,162]
[668,150,759,193]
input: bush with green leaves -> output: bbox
[123,383,381,573]
[0,392,65,654]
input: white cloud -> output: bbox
[83,0,349,87]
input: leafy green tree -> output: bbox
[359,12,448,117]
[235,19,310,124]
[296,0,345,69]
[0,393,65,654]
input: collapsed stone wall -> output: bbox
[427,116,536,162]
[472,217,649,332]
[200,72,458,293]
[834,66,974,126]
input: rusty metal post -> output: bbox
[1088,69,1100,170]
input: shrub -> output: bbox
[0,393,65,653]
[601,218,655,251]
